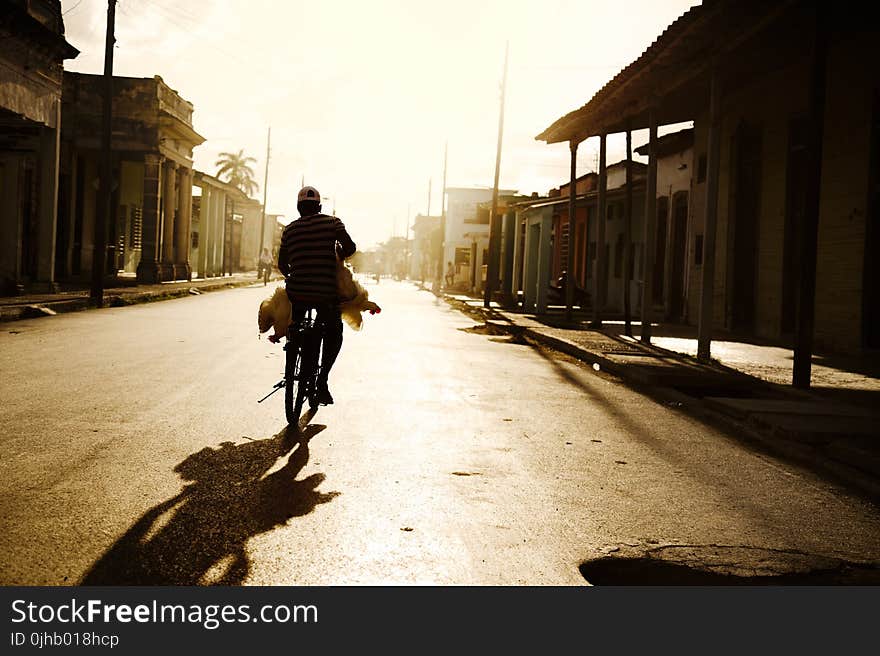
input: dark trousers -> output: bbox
[289,298,343,382]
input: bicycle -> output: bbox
[283,307,323,425]
[256,307,322,425]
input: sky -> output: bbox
[60,0,700,249]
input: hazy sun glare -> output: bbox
[61,0,700,248]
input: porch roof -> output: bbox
[535,0,798,144]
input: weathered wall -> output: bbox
[687,29,875,353]
[813,32,876,352]
[62,74,159,152]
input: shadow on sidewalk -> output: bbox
[81,424,336,585]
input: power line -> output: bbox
[62,0,83,16]
[127,0,256,69]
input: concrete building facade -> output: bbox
[60,73,205,284]
[536,0,879,385]
[443,186,516,292]
[0,0,78,294]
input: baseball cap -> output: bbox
[297,186,321,203]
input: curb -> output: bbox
[514,320,880,503]
[0,276,278,323]
[442,293,880,504]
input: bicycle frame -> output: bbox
[283,307,324,425]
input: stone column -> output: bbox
[205,187,218,278]
[35,99,61,291]
[217,193,226,277]
[512,211,524,307]
[196,185,209,279]
[500,209,515,301]
[161,159,177,280]
[522,217,538,313]
[200,186,212,278]
[536,210,553,314]
[174,166,193,280]
[137,153,162,282]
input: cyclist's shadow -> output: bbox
[81,424,337,585]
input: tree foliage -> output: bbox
[215,150,259,197]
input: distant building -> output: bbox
[444,186,516,292]
[634,128,694,322]
[192,171,244,278]
[409,213,441,283]
[536,1,880,382]
[60,73,205,283]
[512,161,647,314]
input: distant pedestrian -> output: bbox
[445,261,455,288]
[259,248,273,285]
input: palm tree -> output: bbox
[215,150,259,197]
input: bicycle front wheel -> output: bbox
[285,338,308,425]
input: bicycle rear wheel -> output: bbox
[285,335,308,425]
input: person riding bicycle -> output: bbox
[258,247,273,285]
[277,186,356,406]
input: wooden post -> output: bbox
[592,134,607,328]
[624,127,633,336]
[793,7,828,388]
[641,107,658,344]
[566,139,578,321]
[698,65,723,361]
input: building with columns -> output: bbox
[0,0,78,295]
[59,73,204,285]
[536,0,879,387]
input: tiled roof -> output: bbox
[536,3,708,143]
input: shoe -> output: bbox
[314,381,334,406]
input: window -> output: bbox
[694,234,703,266]
[466,207,490,224]
[130,206,143,249]
[454,247,470,267]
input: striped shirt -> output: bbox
[277,213,356,301]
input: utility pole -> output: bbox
[90,0,116,307]
[485,41,508,308]
[427,178,432,216]
[258,127,271,256]
[435,143,448,294]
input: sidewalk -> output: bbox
[442,291,880,502]
[0,271,281,322]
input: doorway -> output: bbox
[864,90,880,349]
[727,121,762,333]
[782,117,808,340]
[668,191,688,321]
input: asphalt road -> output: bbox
[1,279,879,585]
